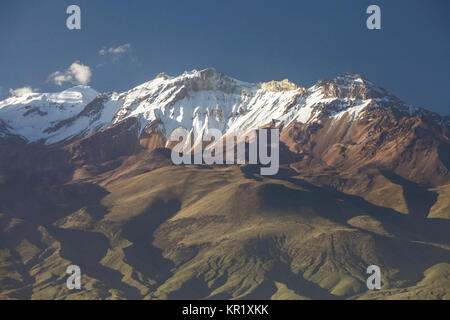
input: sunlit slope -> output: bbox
[1,165,449,299]
[429,184,450,219]
[70,166,450,298]
[0,212,123,299]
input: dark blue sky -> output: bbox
[0,0,449,114]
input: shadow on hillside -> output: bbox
[0,174,119,298]
[247,166,450,245]
[0,171,109,225]
[122,198,181,288]
[381,170,438,220]
[247,262,339,300]
[47,226,142,299]
[240,165,450,285]
[438,143,450,171]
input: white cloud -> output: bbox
[9,86,38,97]
[99,43,131,56]
[48,61,92,86]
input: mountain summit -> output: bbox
[0,68,447,145]
[0,68,448,186]
[0,69,449,300]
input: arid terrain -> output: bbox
[0,69,449,299]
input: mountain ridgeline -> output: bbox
[0,68,449,299]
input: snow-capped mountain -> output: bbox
[1,69,449,301]
[0,86,99,142]
[2,68,446,146]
